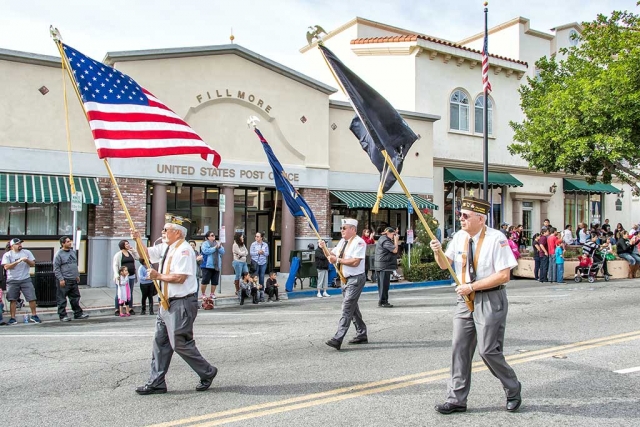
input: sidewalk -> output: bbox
[3,276,453,322]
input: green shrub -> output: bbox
[404,262,451,282]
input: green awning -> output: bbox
[0,174,102,204]
[443,168,523,187]
[563,178,620,194]
[331,191,438,210]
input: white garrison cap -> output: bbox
[342,218,358,227]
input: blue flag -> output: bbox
[254,128,319,231]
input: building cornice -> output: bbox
[299,17,424,54]
[329,100,440,122]
[458,16,555,46]
[104,44,337,95]
[0,48,61,68]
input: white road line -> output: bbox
[614,366,640,374]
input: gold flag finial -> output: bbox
[49,25,62,42]
[306,25,328,46]
[230,27,234,44]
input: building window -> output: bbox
[0,202,87,237]
[449,90,470,131]
[474,95,493,135]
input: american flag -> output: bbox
[482,31,492,92]
[61,43,221,167]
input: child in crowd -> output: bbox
[239,271,257,306]
[116,265,131,317]
[575,254,593,278]
[555,241,566,283]
[138,263,155,315]
[265,271,280,302]
[252,274,264,303]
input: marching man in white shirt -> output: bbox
[319,218,368,350]
[429,197,521,414]
[132,214,217,395]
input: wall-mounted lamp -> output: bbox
[549,182,557,194]
[175,182,183,194]
[618,189,624,199]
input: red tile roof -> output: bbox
[350,35,528,66]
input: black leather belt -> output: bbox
[475,285,505,294]
[345,273,365,279]
[169,292,197,302]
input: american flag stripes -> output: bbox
[482,29,492,92]
[61,43,221,167]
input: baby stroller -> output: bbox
[574,249,611,283]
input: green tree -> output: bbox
[509,7,640,195]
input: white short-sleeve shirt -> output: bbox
[445,227,517,284]
[148,240,197,298]
[331,235,367,276]
[2,249,35,281]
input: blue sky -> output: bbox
[2,0,637,71]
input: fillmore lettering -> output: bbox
[195,89,272,115]
[156,164,299,183]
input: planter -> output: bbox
[514,257,634,280]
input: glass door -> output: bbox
[522,202,533,249]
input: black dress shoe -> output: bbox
[196,367,218,391]
[348,336,368,344]
[435,402,467,414]
[135,384,167,395]
[325,338,341,350]
[378,302,394,308]
[506,382,522,412]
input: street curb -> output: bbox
[17,279,453,322]
[285,279,453,299]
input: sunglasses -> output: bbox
[458,213,475,220]
[341,226,351,230]
[162,228,173,232]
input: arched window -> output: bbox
[449,90,469,131]
[474,95,493,135]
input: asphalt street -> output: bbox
[2,278,639,427]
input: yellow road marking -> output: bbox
[148,330,640,427]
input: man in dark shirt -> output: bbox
[53,236,89,322]
[538,228,550,283]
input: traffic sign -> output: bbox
[406,229,414,244]
[407,202,414,214]
[71,192,83,212]
[219,194,226,212]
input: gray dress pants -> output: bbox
[147,295,216,388]
[447,288,520,405]
[333,273,367,343]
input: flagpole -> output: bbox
[52,36,169,310]
[316,44,471,310]
[483,2,489,202]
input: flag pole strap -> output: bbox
[53,37,168,309]
[299,206,347,284]
[380,150,474,311]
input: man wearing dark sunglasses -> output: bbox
[319,218,368,350]
[429,197,521,414]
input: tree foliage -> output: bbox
[509,7,640,194]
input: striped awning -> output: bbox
[563,178,620,194]
[331,191,438,210]
[444,168,523,187]
[0,174,102,204]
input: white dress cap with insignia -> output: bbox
[342,218,358,227]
